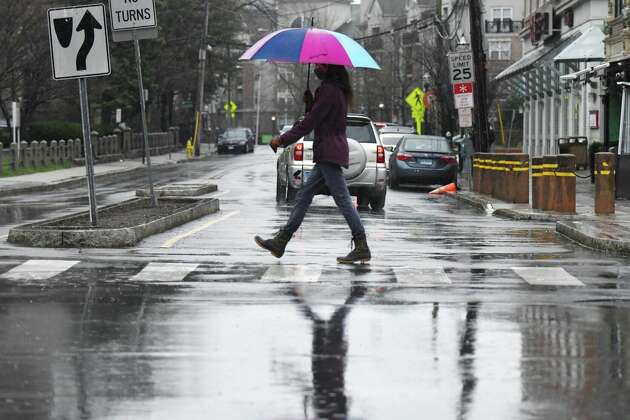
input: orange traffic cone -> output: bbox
[428,183,457,195]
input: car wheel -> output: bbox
[389,170,399,189]
[276,172,286,203]
[249,144,255,153]
[357,192,370,212]
[369,188,387,211]
[286,185,298,203]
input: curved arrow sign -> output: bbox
[48,4,111,80]
[76,10,102,71]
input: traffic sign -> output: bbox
[405,87,425,111]
[448,50,475,84]
[224,101,238,119]
[405,88,425,134]
[48,4,111,80]
[458,108,473,128]
[109,0,157,31]
[454,92,474,109]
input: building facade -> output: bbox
[496,0,608,157]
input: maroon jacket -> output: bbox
[279,81,349,168]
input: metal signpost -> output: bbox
[11,102,20,161]
[109,0,158,206]
[48,4,111,226]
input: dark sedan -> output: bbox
[217,128,256,154]
[388,135,458,188]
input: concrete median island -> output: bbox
[8,197,220,248]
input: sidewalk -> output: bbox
[450,172,630,255]
[0,147,210,196]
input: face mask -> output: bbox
[314,67,327,80]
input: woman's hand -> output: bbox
[270,136,282,153]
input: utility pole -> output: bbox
[468,0,491,152]
[195,0,211,157]
[227,44,232,128]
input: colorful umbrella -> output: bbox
[239,28,381,70]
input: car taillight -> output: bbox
[396,153,413,162]
[294,143,303,161]
[440,155,457,165]
[377,145,385,164]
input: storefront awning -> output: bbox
[495,32,581,81]
[554,26,605,62]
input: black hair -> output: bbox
[325,64,353,105]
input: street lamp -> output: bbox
[378,103,385,122]
[271,115,277,134]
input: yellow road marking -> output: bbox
[161,210,240,248]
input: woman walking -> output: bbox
[255,63,371,264]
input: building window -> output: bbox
[614,0,624,18]
[488,40,512,60]
[491,7,513,20]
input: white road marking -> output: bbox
[161,210,240,248]
[512,267,585,287]
[209,190,231,198]
[209,169,228,179]
[394,267,451,286]
[261,265,322,283]
[131,263,199,282]
[0,260,80,281]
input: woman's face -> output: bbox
[314,64,328,80]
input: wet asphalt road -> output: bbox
[0,148,629,420]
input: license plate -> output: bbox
[303,171,311,182]
[419,159,432,166]
[228,146,234,150]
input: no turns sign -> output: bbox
[109,0,157,31]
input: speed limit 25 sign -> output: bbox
[448,50,475,84]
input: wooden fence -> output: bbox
[0,127,180,173]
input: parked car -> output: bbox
[379,132,407,171]
[217,128,256,154]
[276,114,388,211]
[388,135,458,188]
[379,125,415,135]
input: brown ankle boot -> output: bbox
[337,233,371,264]
[255,230,293,258]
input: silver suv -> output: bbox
[276,114,388,211]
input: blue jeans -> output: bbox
[284,162,365,237]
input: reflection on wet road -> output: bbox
[0,150,629,419]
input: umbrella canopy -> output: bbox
[239,28,381,70]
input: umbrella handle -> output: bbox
[304,17,315,114]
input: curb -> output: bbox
[557,220,630,256]
[8,197,220,248]
[448,192,494,212]
[0,154,211,196]
[447,190,629,255]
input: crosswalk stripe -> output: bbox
[394,267,451,286]
[0,260,80,281]
[131,263,200,282]
[512,267,585,287]
[261,265,322,283]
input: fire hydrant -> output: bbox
[186,138,194,158]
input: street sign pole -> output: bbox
[78,78,98,226]
[133,30,158,207]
